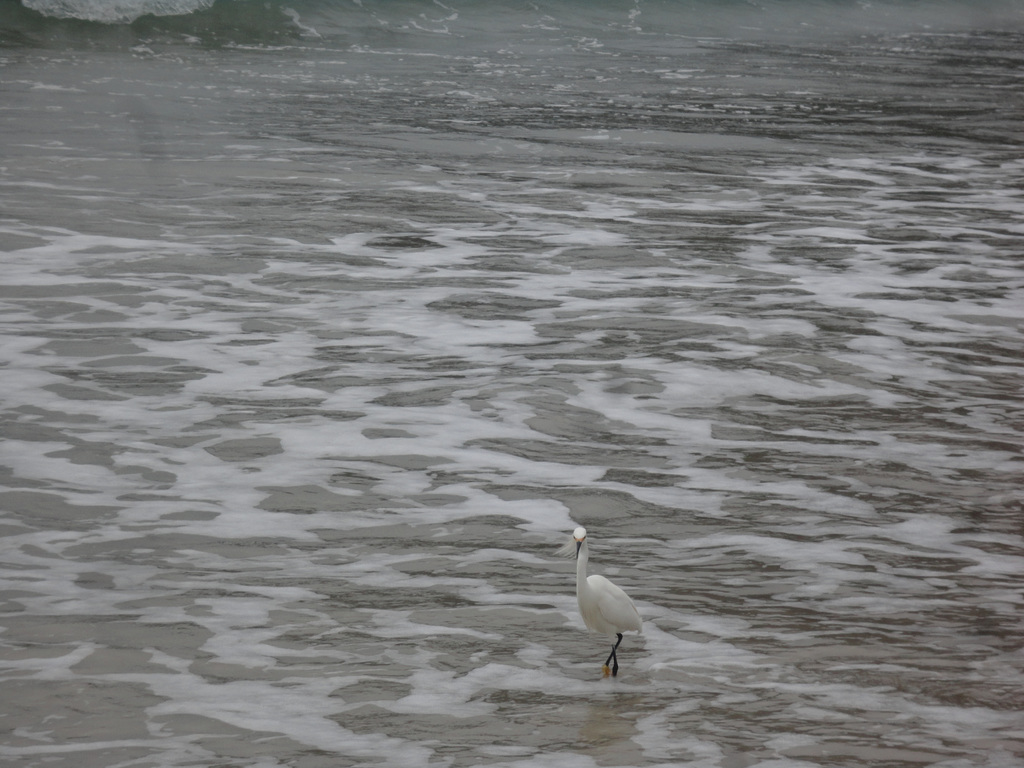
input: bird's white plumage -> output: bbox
[583,574,642,635]
[561,526,642,636]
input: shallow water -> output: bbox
[2,2,1023,767]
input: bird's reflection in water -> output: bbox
[573,696,646,763]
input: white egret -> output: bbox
[558,526,642,677]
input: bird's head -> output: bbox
[572,526,587,558]
[557,526,588,559]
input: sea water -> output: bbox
[1,1,1023,766]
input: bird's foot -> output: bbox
[601,664,611,677]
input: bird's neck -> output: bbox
[576,544,590,596]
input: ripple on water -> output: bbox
[2,16,1024,768]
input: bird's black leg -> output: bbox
[604,632,624,677]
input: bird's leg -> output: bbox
[602,633,624,677]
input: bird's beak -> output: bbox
[575,539,582,559]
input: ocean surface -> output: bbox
[2,1,1023,766]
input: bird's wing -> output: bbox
[589,574,643,633]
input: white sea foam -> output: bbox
[2,10,1022,768]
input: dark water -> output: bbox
[1,1,1023,766]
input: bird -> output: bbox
[558,526,642,677]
